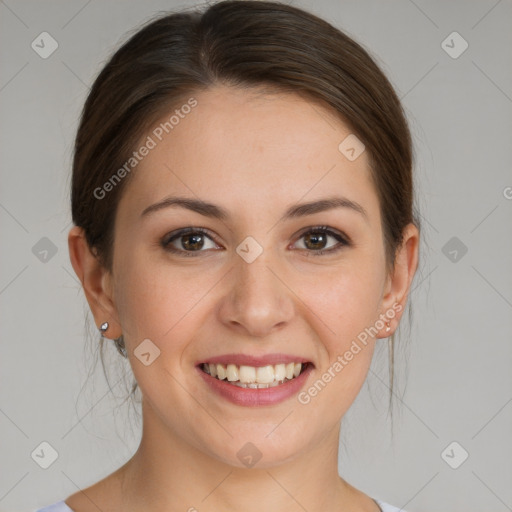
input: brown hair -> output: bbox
[71,0,421,417]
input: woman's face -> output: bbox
[106,85,405,467]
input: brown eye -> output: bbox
[294,226,350,255]
[162,227,220,256]
[303,231,329,250]
[180,233,206,251]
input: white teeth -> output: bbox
[256,365,275,384]
[274,364,286,381]
[216,364,227,380]
[226,364,239,382]
[203,362,307,386]
[239,365,256,383]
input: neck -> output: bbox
[115,400,370,512]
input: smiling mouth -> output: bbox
[199,362,311,388]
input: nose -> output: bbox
[218,248,295,338]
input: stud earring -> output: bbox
[99,321,127,357]
[385,321,391,332]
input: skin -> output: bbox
[68,84,419,512]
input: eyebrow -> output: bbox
[140,195,369,223]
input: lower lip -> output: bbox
[197,365,313,406]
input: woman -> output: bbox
[36,1,420,510]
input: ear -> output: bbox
[377,223,419,338]
[67,226,122,339]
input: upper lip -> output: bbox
[197,353,313,367]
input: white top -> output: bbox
[34,498,407,511]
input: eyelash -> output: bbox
[161,225,351,258]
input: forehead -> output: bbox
[117,85,379,224]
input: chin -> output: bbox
[194,421,316,470]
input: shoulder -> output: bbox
[45,464,127,512]
[374,500,408,512]
[33,500,74,512]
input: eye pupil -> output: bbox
[182,233,204,250]
[304,232,327,250]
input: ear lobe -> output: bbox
[68,226,122,337]
[378,223,419,337]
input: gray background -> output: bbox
[1,1,511,511]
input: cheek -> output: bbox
[113,250,218,351]
[300,260,384,342]
[295,259,383,404]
